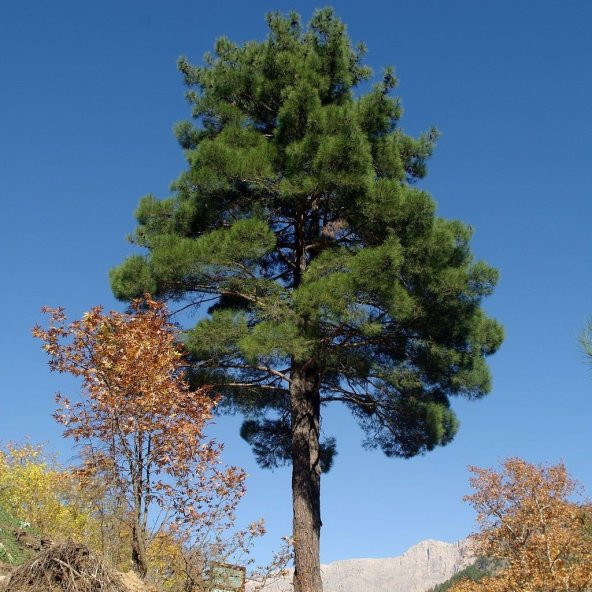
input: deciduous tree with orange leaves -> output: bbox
[451,458,592,592]
[33,297,248,581]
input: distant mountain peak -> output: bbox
[252,538,473,592]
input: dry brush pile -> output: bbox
[2,541,130,592]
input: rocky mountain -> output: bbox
[256,539,473,592]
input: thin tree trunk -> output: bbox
[131,470,148,579]
[131,520,148,578]
[131,430,149,578]
[291,361,323,592]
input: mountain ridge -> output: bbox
[255,538,474,592]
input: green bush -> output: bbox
[428,558,494,592]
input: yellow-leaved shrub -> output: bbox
[0,443,93,543]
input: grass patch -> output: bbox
[0,504,36,565]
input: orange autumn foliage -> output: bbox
[452,458,592,592]
[33,297,247,580]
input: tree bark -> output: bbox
[131,454,148,578]
[291,361,323,592]
[131,521,148,578]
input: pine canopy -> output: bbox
[111,9,503,472]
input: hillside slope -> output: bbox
[427,557,495,591]
[0,505,35,566]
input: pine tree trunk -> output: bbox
[291,362,323,592]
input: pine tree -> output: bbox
[111,9,503,592]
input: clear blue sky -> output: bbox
[1,0,591,566]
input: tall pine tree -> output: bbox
[111,9,503,592]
